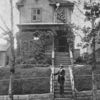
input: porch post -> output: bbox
[52,34,55,68]
[50,30,55,93]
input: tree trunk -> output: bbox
[8,0,15,100]
[92,18,97,100]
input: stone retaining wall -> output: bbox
[0,93,54,100]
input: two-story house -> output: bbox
[16,0,74,67]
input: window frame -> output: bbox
[31,8,42,22]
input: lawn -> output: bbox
[0,65,51,95]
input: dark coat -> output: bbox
[54,68,65,84]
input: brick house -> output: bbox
[16,0,74,67]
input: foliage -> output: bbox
[64,24,75,52]
[73,65,100,91]
[82,2,100,49]
[16,31,53,65]
[74,56,84,64]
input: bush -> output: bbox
[13,78,50,94]
[15,56,23,64]
[74,76,92,91]
[73,65,100,91]
[0,67,51,95]
[15,55,52,66]
[16,64,50,68]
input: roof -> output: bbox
[17,23,70,30]
[16,0,25,9]
[16,0,74,9]
[0,42,10,52]
[17,0,24,4]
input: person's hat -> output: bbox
[60,64,64,67]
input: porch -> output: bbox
[17,23,71,67]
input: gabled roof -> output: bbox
[0,42,10,52]
[17,0,25,4]
[16,0,25,9]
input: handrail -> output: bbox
[69,65,76,100]
[50,66,54,93]
[69,48,76,100]
[50,33,55,93]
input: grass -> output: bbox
[73,64,100,91]
[0,66,51,95]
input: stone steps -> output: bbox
[55,52,71,66]
[54,88,72,91]
[54,67,73,100]
[55,98,72,100]
[54,91,72,94]
[54,94,72,98]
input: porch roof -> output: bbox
[17,23,70,30]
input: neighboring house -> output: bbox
[86,30,100,62]
[16,0,74,66]
[74,49,80,59]
[0,42,10,67]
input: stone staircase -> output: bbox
[54,67,73,100]
[55,52,71,67]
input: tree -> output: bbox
[84,1,100,100]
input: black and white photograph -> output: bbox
[0,0,100,100]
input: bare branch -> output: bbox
[0,26,8,34]
[0,15,11,32]
[74,2,85,16]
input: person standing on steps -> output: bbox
[54,64,65,96]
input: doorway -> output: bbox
[55,31,69,52]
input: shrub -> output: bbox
[15,56,22,64]
[0,67,51,95]
[13,78,50,94]
[73,65,100,91]
[74,76,92,91]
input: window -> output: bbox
[31,8,42,22]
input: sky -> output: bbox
[0,0,19,33]
[0,0,19,46]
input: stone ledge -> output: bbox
[0,93,54,100]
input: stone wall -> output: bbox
[0,93,54,100]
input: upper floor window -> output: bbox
[31,8,42,22]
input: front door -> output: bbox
[55,33,69,52]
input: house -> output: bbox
[74,49,80,59]
[87,30,100,62]
[16,0,74,67]
[0,42,10,67]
